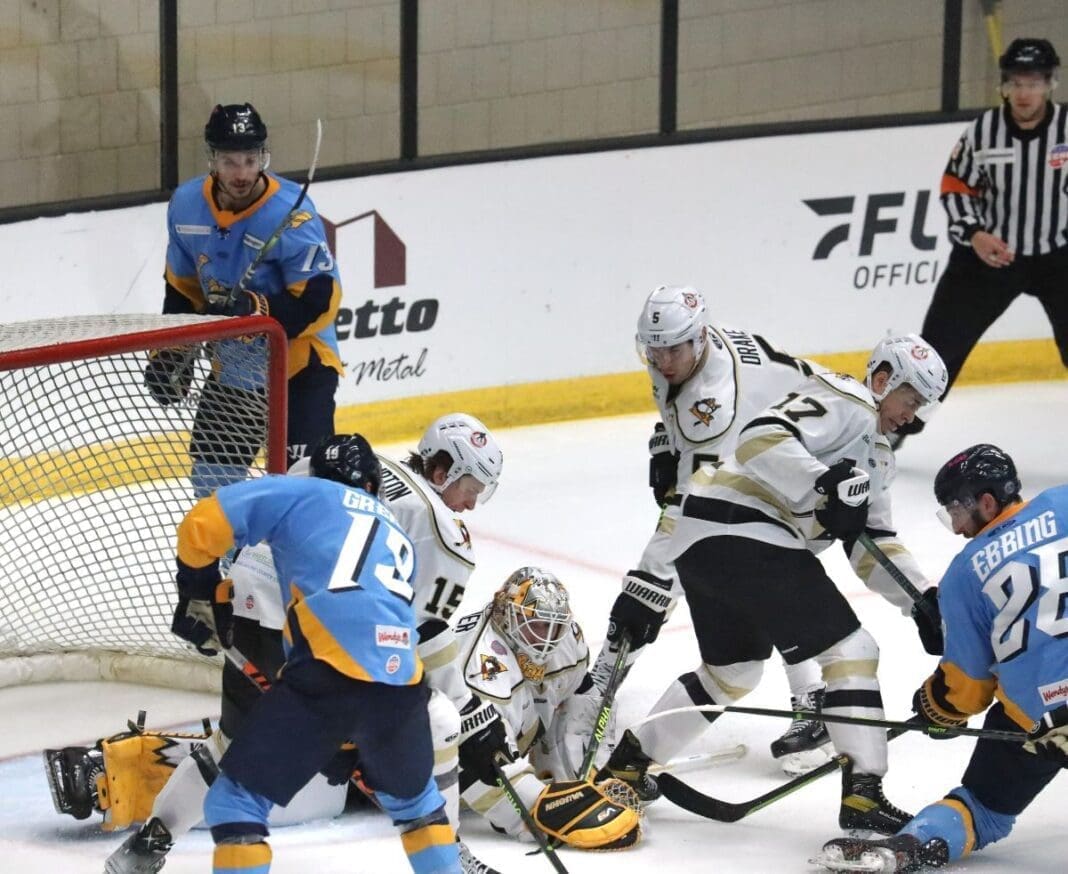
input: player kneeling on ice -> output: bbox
[453,567,641,851]
[817,445,1068,873]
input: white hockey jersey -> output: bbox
[454,607,588,756]
[672,371,930,613]
[649,325,822,491]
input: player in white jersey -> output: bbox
[601,334,949,835]
[53,415,502,874]
[586,285,836,774]
[451,568,640,851]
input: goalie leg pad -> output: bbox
[532,780,641,851]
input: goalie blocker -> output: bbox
[531,778,642,851]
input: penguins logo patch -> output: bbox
[690,397,721,426]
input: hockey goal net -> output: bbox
[0,314,287,690]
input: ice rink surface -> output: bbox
[1,380,1065,873]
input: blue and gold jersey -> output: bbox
[177,475,422,686]
[165,173,342,378]
[933,485,1068,729]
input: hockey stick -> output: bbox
[491,760,569,874]
[657,727,906,823]
[632,703,1028,743]
[228,118,324,304]
[649,744,748,775]
[578,632,632,780]
[856,532,939,624]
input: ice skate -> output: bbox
[838,762,913,836]
[457,838,500,874]
[770,690,832,775]
[814,833,949,872]
[103,817,173,874]
[596,729,660,802]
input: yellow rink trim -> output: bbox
[3,338,1062,507]
[338,337,1066,445]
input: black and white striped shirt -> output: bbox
[941,102,1068,256]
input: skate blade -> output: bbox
[811,846,896,872]
[780,743,833,777]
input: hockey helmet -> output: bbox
[310,433,382,495]
[418,413,502,503]
[865,333,947,405]
[490,567,572,665]
[934,444,1021,510]
[636,285,708,366]
[999,38,1060,78]
[204,103,268,153]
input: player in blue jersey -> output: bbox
[171,433,459,874]
[144,102,343,494]
[817,444,1068,872]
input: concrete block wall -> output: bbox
[3,1,1068,210]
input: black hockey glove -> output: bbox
[321,742,362,786]
[648,422,679,507]
[171,558,233,657]
[814,460,870,542]
[911,588,944,656]
[606,572,671,647]
[143,348,194,406]
[458,696,514,785]
[205,289,269,318]
[911,682,966,740]
[1024,705,1068,766]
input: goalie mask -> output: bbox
[865,333,947,406]
[636,285,708,376]
[491,567,572,665]
[418,413,502,503]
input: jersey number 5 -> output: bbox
[328,514,415,604]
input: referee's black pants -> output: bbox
[922,244,1068,396]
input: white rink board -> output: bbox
[0,122,1054,409]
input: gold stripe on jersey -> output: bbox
[852,538,910,583]
[421,637,458,673]
[177,495,235,568]
[811,373,876,412]
[380,458,475,569]
[994,688,1037,731]
[696,468,796,522]
[734,427,795,465]
[467,764,538,814]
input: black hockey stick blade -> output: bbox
[659,726,907,822]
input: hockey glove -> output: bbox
[911,588,944,656]
[172,559,233,657]
[143,348,195,406]
[648,422,679,507]
[911,681,966,740]
[606,572,671,648]
[321,742,362,786]
[457,696,514,785]
[205,289,268,318]
[814,460,870,542]
[1024,705,1068,766]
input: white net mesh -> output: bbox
[0,314,287,689]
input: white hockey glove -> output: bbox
[814,460,870,542]
[1024,705,1068,766]
[172,559,233,657]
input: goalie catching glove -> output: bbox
[532,779,641,850]
[172,558,233,657]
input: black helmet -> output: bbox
[204,103,268,152]
[310,434,381,495]
[999,38,1060,77]
[934,444,1021,509]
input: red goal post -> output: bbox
[0,314,288,690]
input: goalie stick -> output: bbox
[579,632,631,780]
[657,728,906,823]
[491,760,570,874]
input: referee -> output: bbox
[921,37,1068,407]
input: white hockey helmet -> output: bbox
[865,333,948,405]
[635,285,708,365]
[490,567,572,665]
[418,412,503,503]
